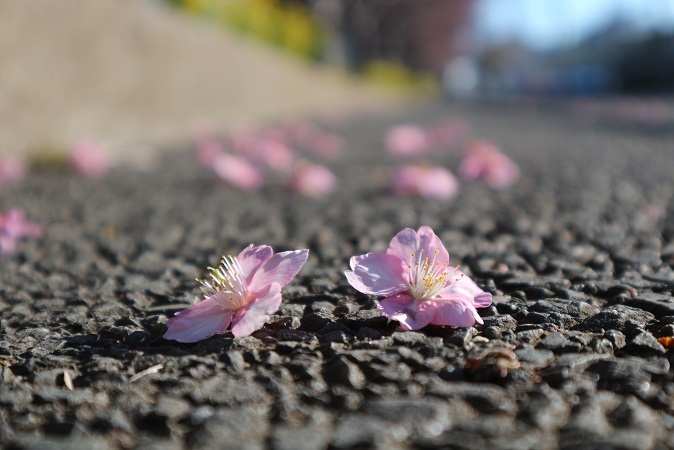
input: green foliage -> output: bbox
[362,60,439,94]
[169,0,324,59]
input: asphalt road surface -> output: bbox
[1,101,674,449]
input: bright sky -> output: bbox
[475,0,674,50]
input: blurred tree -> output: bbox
[619,32,674,92]
[302,0,474,72]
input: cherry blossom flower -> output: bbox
[345,226,491,330]
[164,245,309,342]
[212,153,264,191]
[70,138,110,178]
[0,208,43,256]
[459,140,520,189]
[391,165,459,201]
[0,156,27,190]
[287,162,338,197]
[252,138,296,172]
[194,135,225,167]
[385,124,431,158]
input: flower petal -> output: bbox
[430,295,483,327]
[248,249,309,294]
[345,252,408,296]
[386,226,449,266]
[163,297,233,343]
[473,292,493,308]
[386,228,419,262]
[417,226,449,265]
[230,283,282,337]
[237,244,273,283]
[377,295,435,331]
[0,236,17,256]
[439,270,492,307]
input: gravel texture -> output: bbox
[1,102,674,449]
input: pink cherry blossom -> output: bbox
[164,245,309,342]
[385,124,431,158]
[391,165,459,201]
[287,162,338,197]
[0,208,43,256]
[459,140,520,189]
[345,226,491,330]
[70,139,110,178]
[195,135,225,166]
[212,153,264,191]
[0,156,27,190]
[252,138,296,172]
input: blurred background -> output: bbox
[1,0,673,162]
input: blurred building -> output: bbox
[478,22,674,96]
[473,0,674,96]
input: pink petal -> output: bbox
[439,270,489,300]
[0,208,43,256]
[195,137,225,166]
[390,165,459,201]
[287,163,338,197]
[0,236,17,256]
[459,141,519,189]
[1,208,42,238]
[0,208,43,255]
[458,153,484,181]
[473,292,493,308]
[390,166,420,196]
[386,227,449,266]
[163,297,233,343]
[345,252,408,296]
[416,167,460,201]
[212,153,264,191]
[451,274,493,308]
[430,295,483,327]
[248,249,309,294]
[417,226,450,265]
[437,270,492,309]
[237,244,273,283]
[386,227,419,263]
[253,139,295,172]
[377,295,435,330]
[230,283,282,337]
[385,125,431,157]
[0,156,27,189]
[70,139,110,178]
[485,158,520,189]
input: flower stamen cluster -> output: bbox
[198,255,249,310]
[164,245,309,342]
[407,249,457,300]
